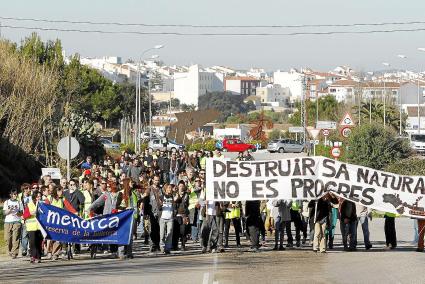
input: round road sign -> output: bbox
[57,137,80,160]
[330,146,341,159]
[341,127,352,138]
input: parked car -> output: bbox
[99,138,120,150]
[148,138,185,151]
[221,138,256,152]
[267,139,304,153]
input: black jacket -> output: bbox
[340,200,357,221]
[308,196,338,223]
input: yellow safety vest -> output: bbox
[225,207,241,219]
[188,191,198,210]
[83,190,93,219]
[26,201,40,232]
[50,197,64,209]
[200,157,207,170]
[291,201,301,212]
[385,212,397,218]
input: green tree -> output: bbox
[268,129,284,140]
[289,95,343,126]
[198,92,256,122]
[355,101,407,133]
[346,123,411,170]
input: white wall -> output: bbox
[273,70,304,102]
[226,80,241,95]
[174,65,200,106]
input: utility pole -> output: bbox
[301,75,307,145]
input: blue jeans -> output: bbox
[159,218,174,251]
[21,224,29,254]
[356,216,371,247]
[191,218,199,241]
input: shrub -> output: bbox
[346,123,411,170]
[385,158,425,176]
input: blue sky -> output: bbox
[2,0,425,71]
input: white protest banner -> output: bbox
[206,157,425,218]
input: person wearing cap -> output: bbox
[3,189,23,259]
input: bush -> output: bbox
[346,123,411,170]
[268,129,284,141]
[385,158,425,176]
[186,139,218,152]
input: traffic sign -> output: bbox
[308,129,320,139]
[341,127,352,138]
[340,112,355,127]
[331,146,341,159]
[322,129,330,137]
[289,127,305,133]
[316,121,337,130]
[57,137,80,160]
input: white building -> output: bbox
[224,76,261,96]
[273,69,304,102]
[173,65,224,107]
[256,84,290,107]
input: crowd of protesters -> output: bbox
[3,147,425,263]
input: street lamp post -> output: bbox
[134,45,164,153]
[397,55,407,136]
[382,63,391,128]
[417,48,425,134]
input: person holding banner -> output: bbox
[245,200,262,252]
[270,199,292,250]
[89,182,123,258]
[118,178,140,259]
[339,199,357,251]
[22,190,43,263]
[308,193,338,253]
[384,212,397,250]
[44,186,77,260]
[417,218,425,252]
[224,201,242,248]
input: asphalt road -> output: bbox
[2,152,424,284]
[0,218,424,284]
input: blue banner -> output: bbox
[36,202,134,245]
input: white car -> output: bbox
[99,138,120,150]
[148,138,185,151]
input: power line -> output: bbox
[1,15,425,29]
[2,24,425,36]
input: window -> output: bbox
[330,88,336,93]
